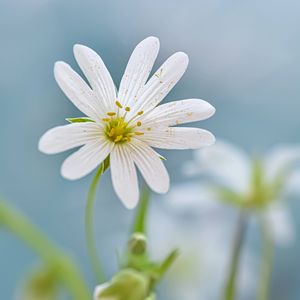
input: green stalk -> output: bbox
[0,199,90,300]
[85,163,106,283]
[132,187,150,234]
[223,211,248,300]
[257,218,274,300]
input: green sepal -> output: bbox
[66,117,95,123]
[103,156,110,172]
[158,249,179,278]
[158,154,167,161]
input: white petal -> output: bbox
[165,182,221,214]
[61,139,112,180]
[141,127,215,149]
[182,160,203,177]
[93,283,109,300]
[133,52,189,114]
[118,37,160,108]
[263,144,300,183]
[38,123,103,154]
[110,146,139,209]
[129,139,169,194]
[73,44,117,111]
[195,140,251,193]
[285,170,300,194]
[142,99,215,127]
[264,203,295,247]
[54,62,104,120]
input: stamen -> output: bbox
[115,101,123,109]
[114,135,123,143]
[103,110,144,144]
[126,110,144,125]
[108,128,115,137]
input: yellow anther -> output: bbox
[114,135,123,143]
[107,112,116,116]
[109,128,115,137]
[137,121,142,126]
[137,111,144,115]
[135,132,144,136]
[115,101,123,108]
[102,118,110,122]
[125,106,131,112]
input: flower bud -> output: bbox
[94,269,149,300]
[15,265,57,300]
[128,233,147,255]
[145,293,156,300]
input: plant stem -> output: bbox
[224,210,248,300]
[0,199,90,300]
[85,163,106,283]
[257,219,274,300]
[132,187,150,234]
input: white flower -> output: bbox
[183,140,300,246]
[148,201,256,300]
[38,36,215,208]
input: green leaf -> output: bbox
[66,117,95,123]
[158,249,179,278]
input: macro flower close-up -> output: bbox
[1,1,300,300]
[38,36,215,208]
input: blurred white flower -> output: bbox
[183,140,300,246]
[148,202,256,300]
[39,36,215,209]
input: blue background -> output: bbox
[1,0,300,299]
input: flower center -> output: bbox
[104,116,133,143]
[102,101,145,144]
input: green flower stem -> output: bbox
[0,199,90,300]
[85,163,106,283]
[224,210,248,300]
[257,218,274,300]
[132,187,150,234]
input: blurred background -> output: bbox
[0,0,300,299]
